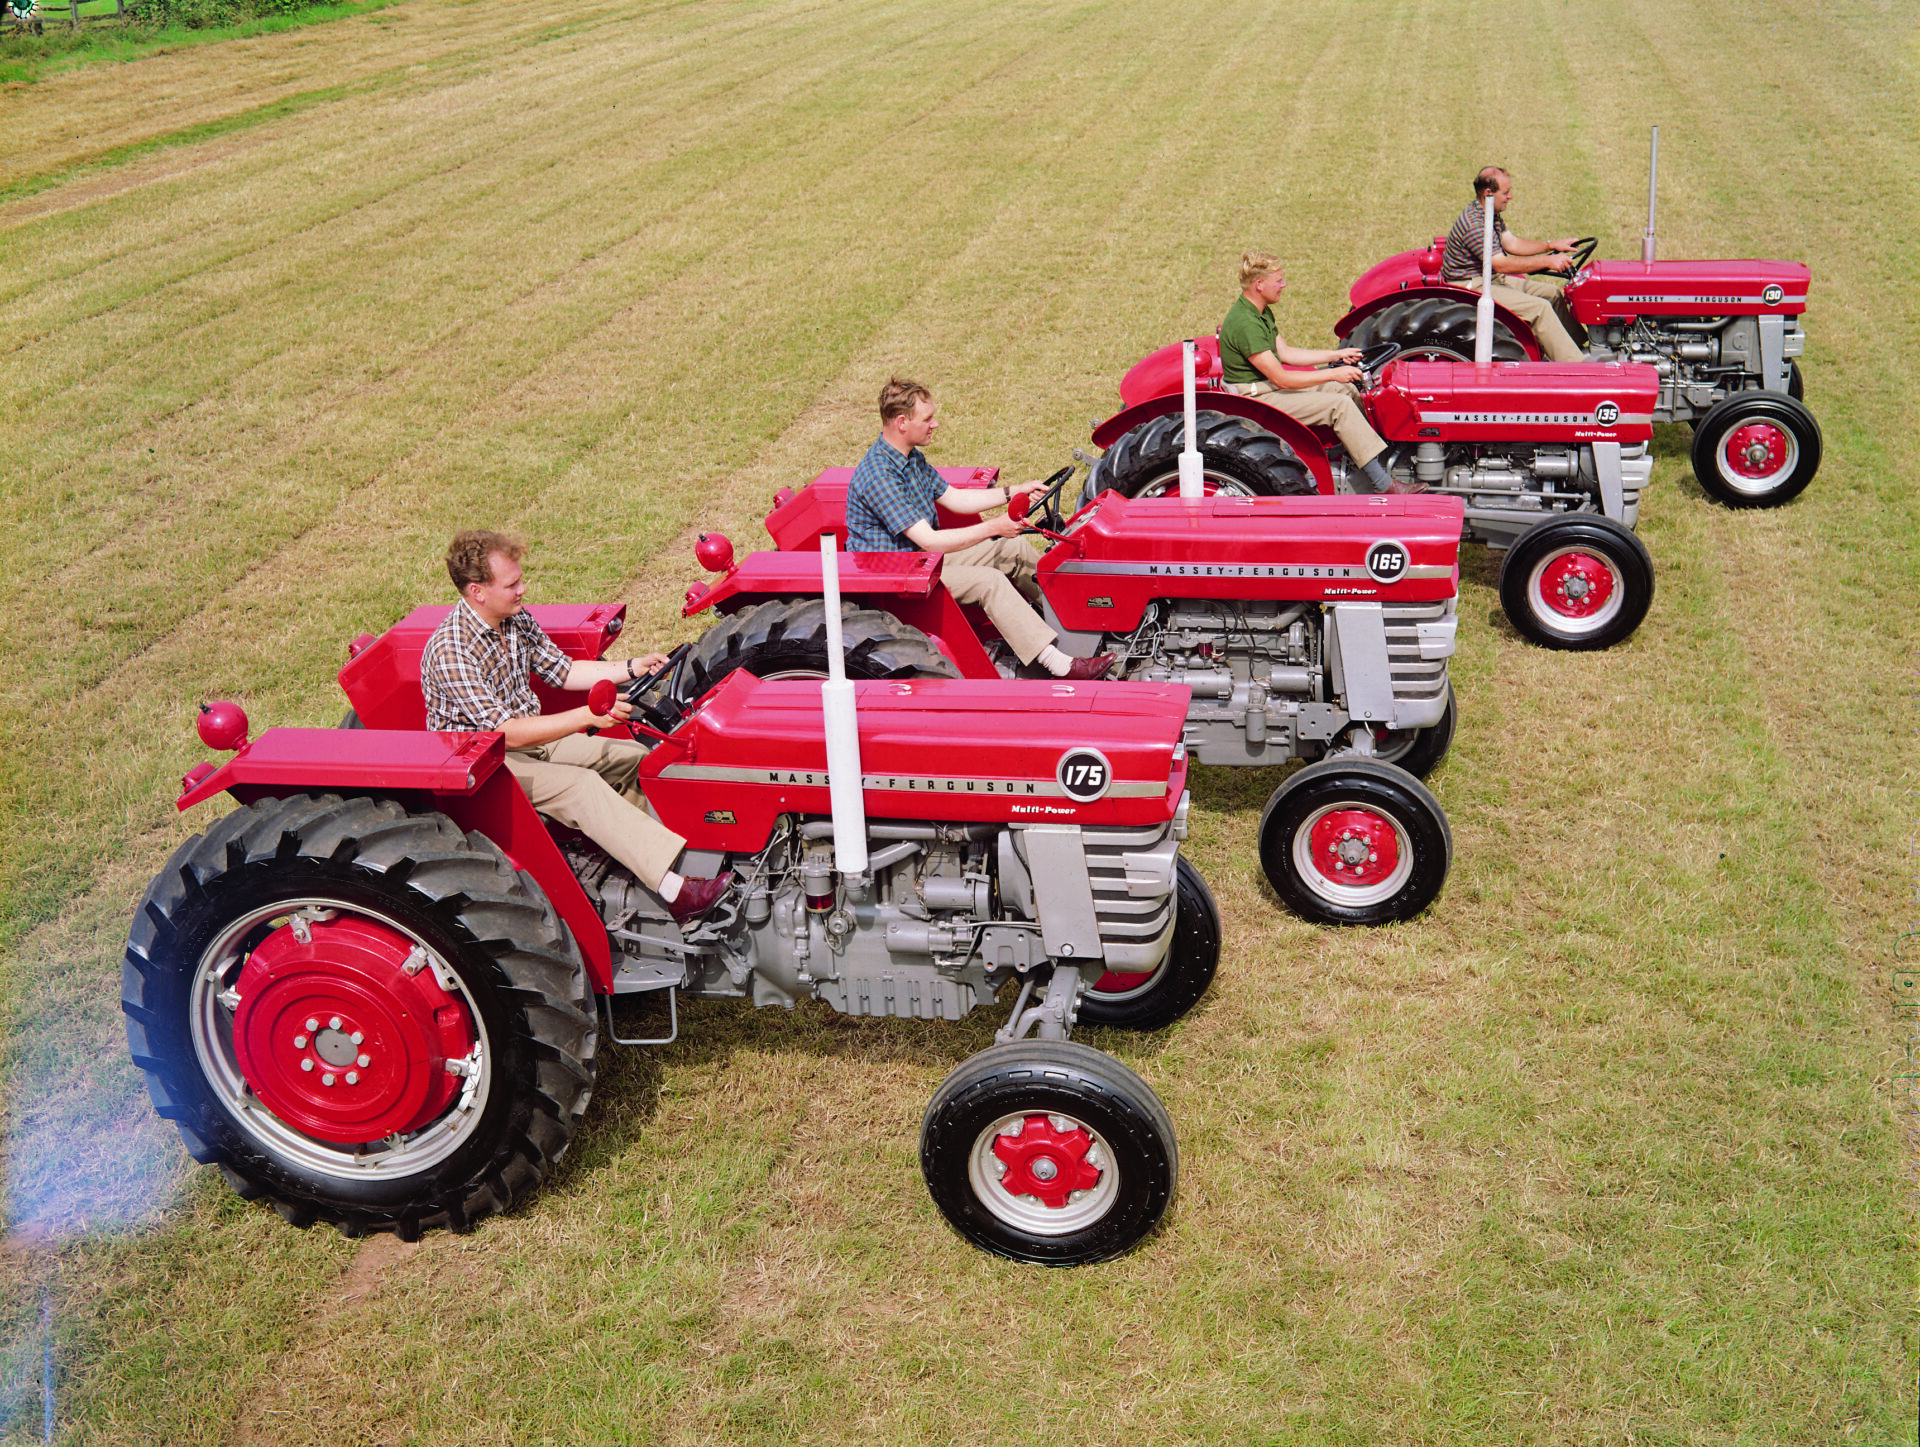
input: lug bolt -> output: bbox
[350,1032,364,1045]
[345,1071,359,1085]
[357,1054,371,1068]
[293,1034,308,1048]
[329,1017,343,1030]
[300,1059,314,1072]
[306,1018,319,1032]
[322,1073,335,1087]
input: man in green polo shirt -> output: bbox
[1218,251,1419,495]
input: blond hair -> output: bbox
[1239,251,1283,288]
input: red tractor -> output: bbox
[1336,137,1819,509]
[123,600,1219,1265]
[682,467,1460,927]
[1086,339,1660,652]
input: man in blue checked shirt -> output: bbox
[844,377,1115,681]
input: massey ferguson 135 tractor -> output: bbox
[1337,129,1820,509]
[681,467,1460,926]
[123,580,1219,1265]
[1085,339,1660,651]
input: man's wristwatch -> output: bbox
[625,657,637,680]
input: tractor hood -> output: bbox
[1039,492,1462,634]
[641,672,1190,851]
[1367,359,1659,445]
[1117,338,1226,410]
[1565,259,1810,322]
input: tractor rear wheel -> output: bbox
[1258,759,1451,926]
[1077,857,1219,1031]
[920,1040,1176,1265]
[1688,391,1821,508]
[679,599,959,699]
[1344,295,1530,363]
[1085,410,1315,501]
[1497,515,1654,650]
[122,793,597,1239]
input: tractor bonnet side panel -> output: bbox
[1039,492,1462,633]
[1565,260,1811,324]
[1367,360,1660,445]
[640,673,1190,851]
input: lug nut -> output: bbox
[329,1017,343,1030]
[322,1073,335,1087]
[350,1032,364,1045]
[345,1071,359,1085]
[293,1034,307,1048]
[357,1054,371,1068]
[300,1059,314,1073]
[306,1018,319,1032]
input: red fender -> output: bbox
[1090,392,1336,494]
[1332,285,1544,361]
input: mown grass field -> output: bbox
[1,0,1915,1441]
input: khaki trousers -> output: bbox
[505,734,686,891]
[942,536,1056,665]
[1453,274,1584,362]
[1225,378,1387,467]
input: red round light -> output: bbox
[695,533,735,573]
[772,487,796,508]
[197,700,249,752]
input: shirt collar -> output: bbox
[457,597,511,640]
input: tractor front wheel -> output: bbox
[1086,410,1315,501]
[122,793,598,1238]
[1258,759,1451,926]
[1497,515,1654,651]
[1689,391,1821,508]
[1077,857,1220,1031]
[920,1041,1176,1265]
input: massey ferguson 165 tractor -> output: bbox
[682,467,1460,927]
[1084,339,1660,651]
[123,579,1219,1265]
[1336,130,1820,509]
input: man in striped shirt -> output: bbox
[1440,167,1584,362]
[420,530,732,924]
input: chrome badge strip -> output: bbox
[1418,411,1655,426]
[1602,293,1806,306]
[1051,560,1452,580]
[655,764,1165,798]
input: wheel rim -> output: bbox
[1527,546,1625,636]
[1398,344,1472,363]
[1291,802,1415,908]
[1134,469,1256,499]
[190,896,492,1182]
[1716,419,1797,495]
[967,1111,1120,1235]
[758,667,831,681]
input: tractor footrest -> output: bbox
[609,956,689,995]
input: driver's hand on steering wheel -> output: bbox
[1008,479,1049,501]
[1545,253,1575,273]
[1336,347,1363,365]
[1326,365,1364,386]
[1552,236,1580,251]
[631,651,670,675]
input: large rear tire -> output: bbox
[1086,410,1315,501]
[1688,391,1821,508]
[1078,857,1219,1031]
[1497,515,1654,651]
[1258,759,1451,926]
[1344,295,1530,363]
[122,794,597,1239]
[920,1040,1176,1265]
[680,598,960,698]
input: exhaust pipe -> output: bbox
[1178,339,1204,498]
[818,535,868,874]
[1642,125,1659,265]
[1474,195,1496,368]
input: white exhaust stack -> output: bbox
[1177,338,1204,498]
[818,534,868,874]
[1642,125,1660,265]
[1474,195,1496,368]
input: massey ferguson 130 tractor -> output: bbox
[1337,130,1820,509]
[682,467,1459,926]
[123,583,1219,1264]
[1085,339,1660,651]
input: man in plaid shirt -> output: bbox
[420,530,732,924]
[844,377,1114,680]
[1439,166,1584,363]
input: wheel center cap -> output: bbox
[314,1026,358,1067]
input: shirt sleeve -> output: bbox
[521,617,575,690]
[421,631,512,732]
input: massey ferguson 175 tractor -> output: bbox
[1337,130,1820,509]
[123,586,1219,1264]
[682,467,1460,927]
[1085,339,1661,651]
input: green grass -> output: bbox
[1,0,1915,1441]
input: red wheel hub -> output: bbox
[1092,967,1154,993]
[991,1115,1103,1209]
[1306,808,1401,883]
[230,916,476,1145]
[1535,551,1616,619]
[1723,421,1788,479]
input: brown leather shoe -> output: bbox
[1064,654,1117,681]
[666,873,733,924]
[1385,477,1430,495]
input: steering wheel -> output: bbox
[1010,463,1079,535]
[595,641,696,740]
[1560,236,1599,278]
[1350,341,1403,388]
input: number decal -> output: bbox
[1055,747,1114,803]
